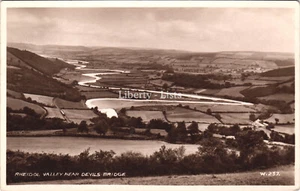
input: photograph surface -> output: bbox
[1,1,299,190]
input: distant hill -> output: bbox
[7,47,74,76]
[260,67,295,77]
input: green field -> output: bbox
[218,113,252,124]
[63,109,98,124]
[126,110,166,122]
[166,107,219,123]
[54,98,87,109]
[265,114,295,124]
[258,93,294,103]
[81,91,118,99]
[7,89,24,99]
[24,93,54,106]
[186,103,257,113]
[7,97,46,116]
[44,107,64,119]
[214,86,248,98]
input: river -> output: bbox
[7,137,199,156]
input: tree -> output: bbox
[229,124,241,136]
[187,121,200,143]
[249,113,256,121]
[94,120,109,135]
[120,108,126,114]
[275,118,279,124]
[215,113,221,121]
[77,121,89,133]
[206,108,212,115]
[162,83,168,90]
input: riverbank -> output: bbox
[11,165,294,185]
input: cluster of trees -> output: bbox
[162,73,234,89]
[270,131,295,144]
[7,131,295,183]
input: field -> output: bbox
[7,89,24,99]
[273,124,295,135]
[126,110,166,122]
[44,107,64,119]
[81,90,119,99]
[149,79,173,87]
[214,86,248,98]
[16,165,294,185]
[265,114,295,124]
[63,109,98,124]
[185,103,257,113]
[218,113,252,124]
[24,93,54,106]
[258,93,294,103]
[7,97,46,116]
[166,107,219,123]
[54,98,87,109]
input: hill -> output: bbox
[7,48,82,101]
[7,47,74,76]
[260,66,295,77]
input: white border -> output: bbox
[1,1,299,191]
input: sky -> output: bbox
[7,8,295,52]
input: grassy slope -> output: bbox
[13,165,294,185]
[260,67,294,77]
[7,48,82,101]
[7,47,74,76]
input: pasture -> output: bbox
[187,103,257,113]
[54,98,87,109]
[7,97,46,116]
[81,91,119,99]
[258,93,294,103]
[265,114,295,124]
[7,89,24,99]
[166,107,219,123]
[126,110,166,122]
[63,109,98,124]
[24,93,54,106]
[214,86,248,98]
[44,107,64,119]
[273,124,294,135]
[218,113,252,124]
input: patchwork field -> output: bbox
[7,89,24,99]
[166,107,219,123]
[273,124,294,135]
[63,109,98,124]
[126,110,166,122]
[44,107,64,119]
[7,97,46,116]
[265,114,295,124]
[218,113,252,124]
[258,93,294,103]
[24,93,54,106]
[54,98,87,109]
[186,103,257,113]
[214,86,248,98]
[81,91,119,99]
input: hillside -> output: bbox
[7,47,74,76]
[260,66,295,77]
[7,48,81,101]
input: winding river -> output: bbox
[6,54,254,156]
[63,58,253,117]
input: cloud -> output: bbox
[7,8,295,52]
